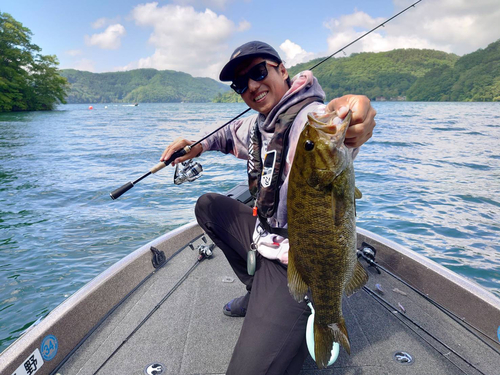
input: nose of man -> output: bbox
[247,78,261,92]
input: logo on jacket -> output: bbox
[261,150,276,188]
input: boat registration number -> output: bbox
[11,348,44,375]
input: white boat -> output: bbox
[1,183,499,375]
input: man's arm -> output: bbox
[160,114,257,165]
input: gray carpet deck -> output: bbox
[59,236,500,375]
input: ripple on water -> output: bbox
[1,102,499,353]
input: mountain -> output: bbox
[289,48,459,101]
[59,69,230,103]
[407,39,500,101]
[213,39,500,102]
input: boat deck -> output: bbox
[59,232,499,375]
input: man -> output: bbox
[161,41,376,374]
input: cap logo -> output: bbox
[232,50,242,59]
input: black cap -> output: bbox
[219,41,282,81]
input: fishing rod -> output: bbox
[109,107,251,199]
[110,0,423,200]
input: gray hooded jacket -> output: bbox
[200,71,357,263]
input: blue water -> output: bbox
[0,102,499,352]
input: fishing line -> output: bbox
[363,286,487,375]
[307,0,423,71]
[110,0,423,199]
[358,250,500,354]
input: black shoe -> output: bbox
[223,292,250,317]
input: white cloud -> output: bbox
[91,16,122,29]
[85,24,126,50]
[324,0,500,57]
[92,17,107,29]
[171,0,232,9]
[324,9,443,56]
[66,49,83,56]
[124,3,247,78]
[237,20,251,32]
[279,40,315,68]
[73,59,96,72]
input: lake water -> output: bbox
[0,102,499,352]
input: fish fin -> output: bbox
[287,254,308,302]
[329,317,351,355]
[331,193,345,226]
[314,318,350,368]
[314,321,336,369]
[355,187,362,199]
[344,260,369,296]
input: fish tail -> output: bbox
[329,317,350,355]
[314,317,350,368]
[314,321,335,369]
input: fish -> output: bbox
[287,110,368,368]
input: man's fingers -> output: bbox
[337,106,349,119]
[161,141,201,166]
[345,130,374,148]
[345,123,365,139]
[160,137,189,163]
[325,97,343,113]
[326,94,376,148]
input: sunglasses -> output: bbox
[231,61,278,95]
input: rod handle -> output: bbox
[150,162,166,173]
[110,182,134,200]
[163,146,190,166]
[150,146,191,173]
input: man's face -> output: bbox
[234,57,289,116]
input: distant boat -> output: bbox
[134,103,138,106]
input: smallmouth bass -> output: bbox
[287,110,368,368]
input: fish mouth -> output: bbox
[307,111,352,138]
[313,111,338,123]
[307,112,342,133]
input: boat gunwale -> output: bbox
[357,227,500,345]
[2,223,499,374]
[0,221,203,375]
[357,227,500,308]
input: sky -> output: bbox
[2,0,500,80]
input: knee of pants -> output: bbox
[195,192,220,223]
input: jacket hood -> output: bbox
[257,71,325,133]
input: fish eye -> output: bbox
[304,140,314,151]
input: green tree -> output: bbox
[0,12,68,112]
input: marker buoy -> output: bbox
[89,106,93,110]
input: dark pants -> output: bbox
[195,193,310,375]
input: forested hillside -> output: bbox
[290,48,459,100]
[59,39,500,104]
[60,69,230,103]
[407,39,500,101]
[213,40,500,102]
